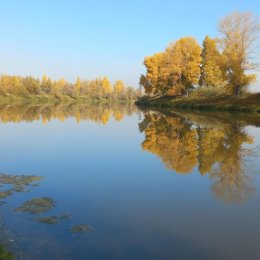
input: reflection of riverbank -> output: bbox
[139,110,257,203]
[0,102,138,125]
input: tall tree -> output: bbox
[219,12,260,95]
[173,37,202,89]
[200,36,225,87]
[113,80,125,99]
[41,75,52,94]
[75,77,81,95]
[140,52,165,95]
[101,77,112,96]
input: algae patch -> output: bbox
[0,174,43,201]
[35,214,70,225]
[0,190,13,200]
[71,224,93,233]
[16,197,55,214]
[0,174,42,191]
[0,244,14,260]
[35,216,60,224]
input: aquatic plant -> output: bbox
[0,174,42,195]
[0,245,14,260]
[35,214,70,225]
[0,190,13,200]
[71,224,93,233]
[16,197,55,214]
[35,216,60,225]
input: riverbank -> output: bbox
[136,93,260,114]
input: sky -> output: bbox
[0,0,260,88]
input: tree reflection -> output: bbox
[140,113,198,174]
[139,111,256,203]
[209,125,255,203]
[0,102,137,125]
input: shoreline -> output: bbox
[135,94,260,114]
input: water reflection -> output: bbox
[0,173,43,259]
[0,102,137,124]
[0,105,259,259]
[139,111,256,203]
[0,171,94,258]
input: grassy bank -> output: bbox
[136,93,260,114]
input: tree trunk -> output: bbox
[234,85,240,96]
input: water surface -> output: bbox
[0,103,260,260]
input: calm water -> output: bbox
[0,103,260,260]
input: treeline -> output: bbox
[0,75,142,101]
[140,12,260,97]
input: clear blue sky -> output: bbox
[0,0,259,87]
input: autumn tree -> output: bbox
[75,77,82,95]
[41,75,52,94]
[140,37,201,96]
[23,77,41,95]
[140,52,165,95]
[200,36,226,88]
[101,77,112,97]
[113,80,125,99]
[165,37,202,95]
[219,12,260,95]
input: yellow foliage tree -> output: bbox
[140,37,201,96]
[200,36,226,88]
[75,77,81,95]
[166,37,201,92]
[113,80,125,99]
[41,75,52,94]
[101,77,112,95]
[140,52,165,95]
[52,78,66,98]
